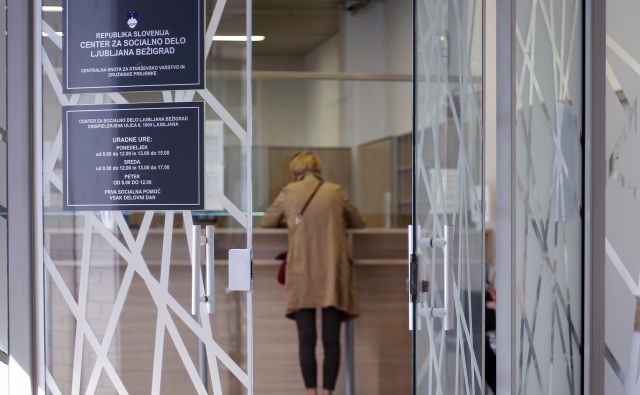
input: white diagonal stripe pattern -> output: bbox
[514,0,584,394]
[41,1,254,394]
[415,0,484,394]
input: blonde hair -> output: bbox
[289,152,322,180]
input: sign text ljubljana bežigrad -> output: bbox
[63,0,204,93]
[62,102,205,211]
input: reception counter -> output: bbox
[44,226,482,394]
[44,226,413,394]
[46,227,410,267]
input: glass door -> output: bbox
[0,0,6,385]
[39,0,255,394]
[411,0,485,393]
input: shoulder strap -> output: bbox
[299,181,324,217]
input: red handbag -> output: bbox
[276,181,324,285]
[276,251,288,285]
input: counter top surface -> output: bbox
[45,227,487,267]
[44,226,414,235]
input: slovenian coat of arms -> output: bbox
[127,11,139,29]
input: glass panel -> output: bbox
[252,76,413,392]
[252,78,412,228]
[515,0,584,394]
[605,1,640,392]
[413,0,484,393]
[248,3,414,393]
[42,0,252,393]
[0,0,7,356]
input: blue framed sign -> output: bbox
[63,102,204,211]
[62,0,204,93]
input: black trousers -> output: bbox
[485,291,496,393]
[295,307,342,391]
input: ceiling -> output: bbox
[212,0,343,56]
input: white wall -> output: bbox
[254,79,310,147]
[253,0,413,150]
[384,0,414,139]
[304,35,343,147]
[342,0,413,147]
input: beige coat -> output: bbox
[261,174,366,319]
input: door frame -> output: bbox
[494,1,514,393]
[584,0,606,392]
[6,0,38,393]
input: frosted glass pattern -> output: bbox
[413,0,484,393]
[515,0,584,393]
[41,0,254,394]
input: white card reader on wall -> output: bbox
[228,249,252,291]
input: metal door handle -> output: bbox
[191,225,216,315]
[417,237,446,250]
[205,226,215,314]
[191,225,202,315]
[443,225,454,332]
[416,224,455,332]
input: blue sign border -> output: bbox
[62,102,205,211]
[62,0,205,93]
